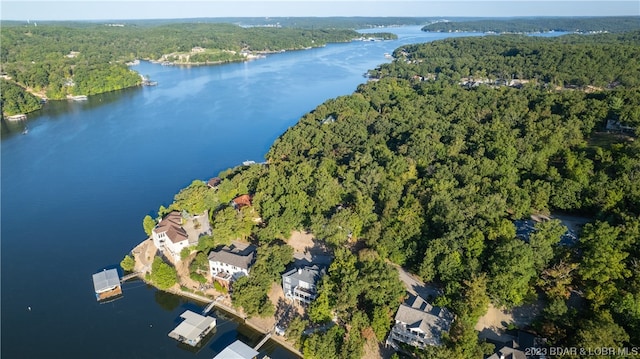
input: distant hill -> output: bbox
[422,16,640,33]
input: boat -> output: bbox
[22,126,29,135]
[68,95,88,101]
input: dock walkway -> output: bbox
[120,272,141,282]
[254,332,272,351]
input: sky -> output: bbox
[1,1,638,21]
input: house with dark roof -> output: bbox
[282,265,326,304]
[486,331,546,359]
[207,177,221,189]
[208,242,257,286]
[386,294,454,349]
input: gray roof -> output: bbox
[282,265,325,285]
[168,310,216,342]
[487,346,526,359]
[395,295,453,336]
[213,340,259,359]
[92,269,120,293]
[208,242,257,270]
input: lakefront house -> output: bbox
[208,241,257,287]
[282,264,326,304]
[152,211,211,261]
[386,294,454,349]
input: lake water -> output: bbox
[1,27,483,358]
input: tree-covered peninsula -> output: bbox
[0,22,395,117]
[135,28,640,358]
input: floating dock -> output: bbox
[168,310,216,347]
[213,340,259,359]
[92,269,122,301]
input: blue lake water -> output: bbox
[1,27,484,358]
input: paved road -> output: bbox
[392,263,442,300]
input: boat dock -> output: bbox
[253,331,272,351]
[202,300,217,315]
[92,269,123,302]
[120,272,141,282]
[6,114,27,122]
[168,310,217,347]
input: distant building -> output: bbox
[213,340,259,359]
[231,194,252,210]
[386,294,454,349]
[92,269,122,301]
[168,310,216,347]
[208,242,257,287]
[207,177,221,189]
[282,265,326,304]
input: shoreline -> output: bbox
[127,240,303,358]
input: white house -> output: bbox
[152,211,189,260]
[152,211,211,261]
[386,294,454,349]
[208,242,257,287]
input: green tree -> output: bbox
[286,316,309,348]
[120,255,135,272]
[528,219,566,272]
[150,256,177,290]
[579,221,631,307]
[143,215,156,237]
[308,280,333,323]
[487,239,536,307]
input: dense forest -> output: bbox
[0,22,394,116]
[151,29,640,358]
[422,16,640,34]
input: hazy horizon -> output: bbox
[2,1,638,21]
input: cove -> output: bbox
[1,26,482,359]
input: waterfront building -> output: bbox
[386,294,454,349]
[168,310,216,347]
[208,241,257,287]
[152,211,211,261]
[281,265,326,304]
[92,268,122,301]
[213,340,259,359]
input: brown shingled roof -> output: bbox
[232,194,252,209]
[154,211,189,244]
[207,177,221,188]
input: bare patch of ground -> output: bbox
[476,301,544,342]
[287,230,333,267]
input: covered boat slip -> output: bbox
[92,269,122,301]
[168,310,217,347]
[213,340,259,359]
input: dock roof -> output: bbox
[168,310,216,344]
[213,340,259,359]
[92,269,120,293]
